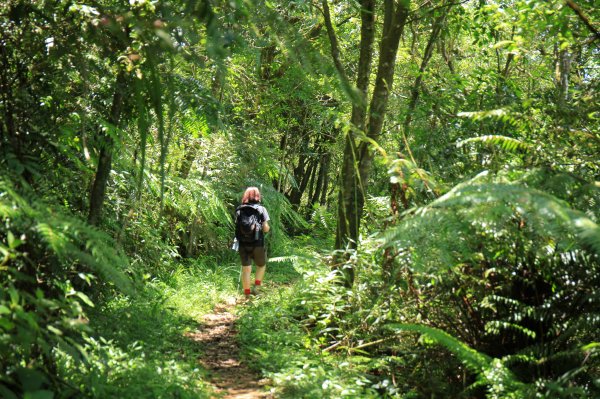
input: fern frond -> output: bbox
[1,179,134,294]
[458,109,509,120]
[180,111,209,139]
[382,175,600,271]
[269,256,300,263]
[485,320,537,339]
[387,157,440,194]
[388,323,527,396]
[388,323,492,371]
[457,135,530,152]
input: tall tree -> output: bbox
[88,71,128,225]
[322,0,376,252]
[323,0,411,284]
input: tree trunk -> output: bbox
[336,132,361,252]
[310,157,327,208]
[260,44,278,80]
[288,149,308,207]
[403,12,446,136]
[88,71,126,226]
[291,159,316,209]
[557,49,571,110]
[276,131,289,192]
[439,34,456,74]
[354,0,411,237]
[306,160,318,206]
[495,26,515,104]
[319,153,331,205]
[333,0,411,286]
[333,0,375,251]
[178,139,199,179]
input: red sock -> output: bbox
[244,288,251,295]
[254,280,262,286]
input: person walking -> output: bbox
[234,187,270,299]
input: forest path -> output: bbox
[186,296,272,399]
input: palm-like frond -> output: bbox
[381,173,600,270]
[457,135,530,153]
[161,174,232,228]
[388,323,528,397]
[457,109,525,132]
[179,111,210,139]
[387,157,440,196]
[0,179,133,294]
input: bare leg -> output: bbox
[255,265,266,282]
[242,265,252,293]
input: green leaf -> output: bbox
[7,230,15,247]
[24,390,54,399]
[47,325,63,336]
[456,135,530,152]
[0,318,16,330]
[581,342,600,351]
[16,368,48,392]
[387,323,491,372]
[493,40,514,49]
[0,386,18,399]
[75,292,95,307]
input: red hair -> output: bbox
[241,187,261,204]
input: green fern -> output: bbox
[377,171,600,396]
[180,111,209,139]
[161,175,232,227]
[388,323,529,398]
[387,157,440,199]
[382,173,600,266]
[0,177,136,397]
[457,109,525,132]
[457,135,530,153]
[0,179,133,293]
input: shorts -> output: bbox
[239,245,267,266]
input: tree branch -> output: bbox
[320,0,352,90]
[565,0,600,42]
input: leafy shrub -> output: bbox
[237,276,380,398]
[380,170,600,396]
[0,178,134,398]
[54,258,241,398]
[277,169,600,397]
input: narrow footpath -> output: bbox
[186,296,272,399]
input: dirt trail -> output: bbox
[187,296,271,399]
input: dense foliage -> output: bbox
[1,0,598,397]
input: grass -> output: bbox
[53,239,373,398]
[55,256,243,398]
[236,253,382,399]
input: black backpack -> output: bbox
[235,204,263,244]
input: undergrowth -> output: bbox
[236,169,600,398]
[55,258,241,398]
[237,254,381,398]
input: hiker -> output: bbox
[234,187,270,298]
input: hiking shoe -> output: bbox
[251,285,260,295]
